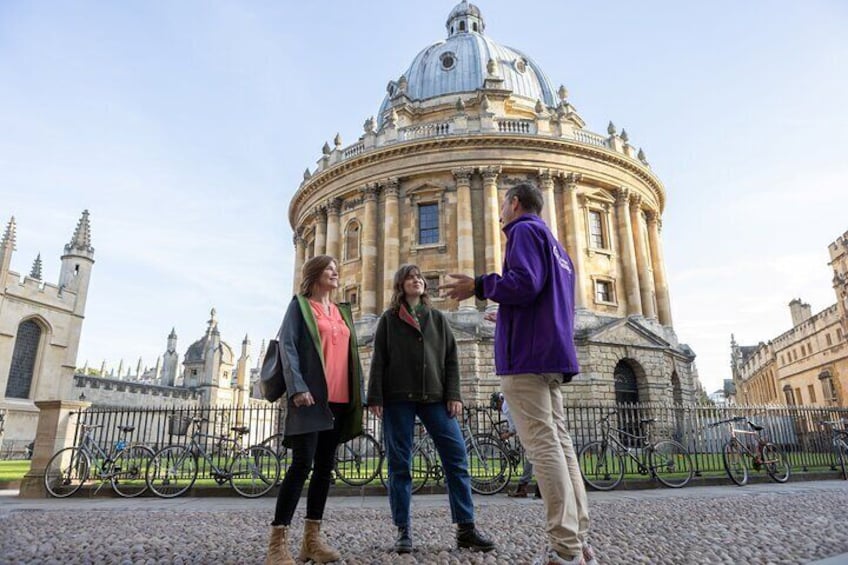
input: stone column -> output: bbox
[646,210,673,326]
[615,187,642,316]
[562,173,588,309]
[539,168,559,240]
[482,166,502,311]
[325,198,342,261]
[453,167,476,310]
[629,194,656,319]
[293,228,306,295]
[313,206,327,256]
[19,399,91,498]
[382,178,400,309]
[361,184,380,318]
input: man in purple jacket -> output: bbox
[441,182,594,565]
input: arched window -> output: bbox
[614,360,641,446]
[344,221,361,261]
[459,21,465,31]
[5,319,42,399]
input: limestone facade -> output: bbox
[0,212,94,452]
[731,230,848,406]
[287,2,697,405]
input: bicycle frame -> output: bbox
[597,420,656,474]
[726,421,778,466]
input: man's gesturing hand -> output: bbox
[439,274,476,301]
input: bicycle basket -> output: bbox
[168,414,192,436]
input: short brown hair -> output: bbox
[505,182,544,215]
[388,264,431,312]
[300,255,337,296]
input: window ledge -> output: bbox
[411,243,447,254]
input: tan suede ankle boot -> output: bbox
[265,525,294,565]
[299,518,341,563]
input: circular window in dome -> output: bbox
[441,52,456,71]
[514,58,527,73]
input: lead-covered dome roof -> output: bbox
[378,1,558,125]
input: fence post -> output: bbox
[19,399,91,498]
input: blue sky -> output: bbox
[2,1,846,394]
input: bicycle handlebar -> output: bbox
[707,416,747,428]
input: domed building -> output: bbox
[288,1,698,405]
[181,308,236,405]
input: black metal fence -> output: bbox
[72,401,848,481]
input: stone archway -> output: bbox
[614,359,643,445]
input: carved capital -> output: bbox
[451,167,473,186]
[383,177,400,197]
[645,210,659,225]
[538,168,554,185]
[615,187,631,205]
[480,165,501,184]
[327,198,343,215]
[563,172,582,191]
[361,183,380,201]
[314,204,328,219]
[629,193,643,209]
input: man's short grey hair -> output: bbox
[505,183,544,215]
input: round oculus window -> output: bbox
[441,52,456,71]
[514,58,527,73]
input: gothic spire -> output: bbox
[2,216,16,250]
[65,210,94,255]
[30,253,42,279]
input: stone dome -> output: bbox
[378,2,557,125]
[184,336,234,365]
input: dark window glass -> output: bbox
[589,211,605,248]
[419,204,439,245]
[5,320,41,399]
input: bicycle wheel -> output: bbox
[411,446,432,494]
[230,445,280,498]
[722,440,748,486]
[578,441,624,491]
[146,446,198,498]
[44,447,90,498]
[110,445,154,498]
[260,433,288,478]
[650,440,693,488]
[335,434,383,486]
[467,435,511,495]
[761,443,790,483]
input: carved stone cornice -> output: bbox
[290,136,666,227]
[383,177,400,197]
[451,167,473,185]
[326,198,343,215]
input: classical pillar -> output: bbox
[615,187,642,316]
[361,184,380,317]
[539,169,559,240]
[313,206,327,256]
[325,198,342,261]
[629,194,656,319]
[482,166,502,311]
[453,167,476,310]
[293,228,306,294]
[646,210,673,326]
[562,173,588,309]
[382,178,400,309]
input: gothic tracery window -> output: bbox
[344,221,361,261]
[5,319,42,399]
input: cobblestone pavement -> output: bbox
[2,480,848,564]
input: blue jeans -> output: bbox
[382,401,475,528]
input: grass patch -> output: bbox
[0,461,31,482]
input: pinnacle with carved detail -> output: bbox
[2,216,16,250]
[65,210,94,255]
[30,253,42,279]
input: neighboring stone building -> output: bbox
[731,230,848,406]
[288,2,698,404]
[0,211,94,452]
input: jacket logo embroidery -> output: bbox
[552,244,572,273]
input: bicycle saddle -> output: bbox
[640,418,656,425]
[118,426,135,433]
[748,422,764,432]
[231,426,250,435]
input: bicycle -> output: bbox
[145,416,280,498]
[334,432,384,486]
[378,418,444,494]
[818,419,848,480]
[711,416,790,486]
[578,410,693,490]
[461,406,512,495]
[43,413,154,498]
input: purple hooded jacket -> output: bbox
[475,214,580,380]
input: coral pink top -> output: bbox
[309,300,350,403]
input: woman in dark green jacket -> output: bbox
[266,255,364,565]
[367,264,494,555]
